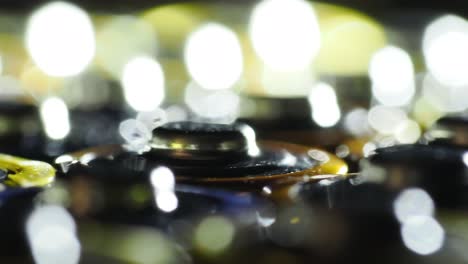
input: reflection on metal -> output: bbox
[0,153,55,187]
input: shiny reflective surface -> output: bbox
[0,0,467,263]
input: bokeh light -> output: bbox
[394,119,421,144]
[422,73,468,113]
[184,23,243,90]
[194,216,235,256]
[308,82,341,127]
[401,216,445,255]
[423,15,468,86]
[96,16,157,78]
[165,105,188,122]
[314,4,387,75]
[20,65,63,97]
[393,188,434,223]
[369,46,415,106]
[0,55,3,75]
[25,1,95,77]
[463,152,468,167]
[27,205,80,264]
[260,66,314,97]
[412,97,444,128]
[368,105,407,134]
[115,228,181,263]
[0,76,25,99]
[27,205,76,235]
[308,149,330,163]
[184,81,240,122]
[150,167,178,213]
[249,0,321,71]
[121,56,165,112]
[155,191,179,213]
[150,166,175,191]
[344,108,371,136]
[40,97,71,140]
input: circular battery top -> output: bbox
[150,122,249,161]
[56,121,348,188]
[365,144,468,209]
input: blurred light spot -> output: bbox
[401,216,445,255]
[337,165,348,175]
[262,186,272,195]
[290,217,300,224]
[0,55,3,75]
[119,119,151,153]
[260,66,314,97]
[27,205,76,235]
[195,216,235,255]
[239,124,261,156]
[96,16,157,78]
[165,105,188,122]
[150,167,177,213]
[378,136,397,148]
[314,14,387,75]
[26,2,95,77]
[40,97,70,140]
[27,205,80,264]
[369,46,415,106]
[395,119,421,144]
[308,82,341,127]
[150,166,175,191]
[319,179,335,186]
[155,191,178,213]
[362,142,377,157]
[412,97,444,128]
[137,108,167,131]
[422,73,468,113]
[335,145,350,158]
[423,15,468,86]
[308,149,330,163]
[344,108,371,136]
[79,153,95,166]
[184,23,243,90]
[279,152,297,166]
[256,211,276,227]
[122,56,165,112]
[184,82,239,122]
[55,155,76,173]
[394,188,435,223]
[117,228,180,263]
[29,226,81,264]
[20,66,63,97]
[463,152,468,167]
[249,0,320,71]
[368,105,407,134]
[0,76,26,99]
[287,184,301,200]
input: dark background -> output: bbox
[0,0,466,15]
